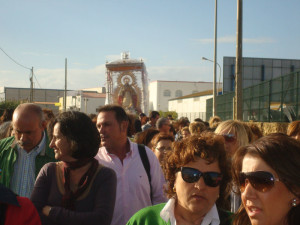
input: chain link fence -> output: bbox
[206,71,300,122]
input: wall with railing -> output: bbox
[206,70,300,122]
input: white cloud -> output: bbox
[191,35,276,44]
[0,64,215,91]
[33,64,107,90]
[148,65,212,82]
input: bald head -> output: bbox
[13,103,46,152]
[13,103,44,123]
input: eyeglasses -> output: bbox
[222,134,236,143]
[180,167,222,187]
[155,146,172,153]
[239,171,280,193]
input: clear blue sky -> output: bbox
[0,0,299,90]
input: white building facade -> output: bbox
[59,90,105,115]
[148,80,214,112]
[168,90,213,122]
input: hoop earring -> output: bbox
[292,198,297,207]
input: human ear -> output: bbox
[120,121,129,133]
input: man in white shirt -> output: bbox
[95,105,166,225]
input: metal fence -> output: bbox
[206,71,300,122]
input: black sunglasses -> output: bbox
[180,167,222,187]
[239,171,280,193]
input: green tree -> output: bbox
[158,110,178,120]
[0,101,20,116]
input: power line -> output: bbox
[0,46,31,70]
[0,46,43,90]
[33,72,42,88]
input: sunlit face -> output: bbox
[241,154,298,225]
[96,111,128,150]
[217,129,239,156]
[174,157,220,217]
[181,130,190,139]
[153,139,172,164]
[49,123,74,162]
[13,112,45,152]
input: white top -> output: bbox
[160,198,220,225]
[95,139,167,225]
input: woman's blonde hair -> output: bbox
[215,120,249,147]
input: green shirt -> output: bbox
[0,135,56,188]
[127,202,233,225]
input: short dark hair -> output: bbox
[149,111,160,119]
[139,113,146,118]
[50,111,100,159]
[98,105,129,124]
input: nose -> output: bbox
[194,176,206,190]
[49,138,55,148]
[98,125,104,134]
[242,179,257,200]
[20,133,27,141]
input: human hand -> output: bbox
[42,205,52,216]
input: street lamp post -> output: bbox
[202,57,222,95]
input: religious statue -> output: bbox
[118,76,138,110]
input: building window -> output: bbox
[291,65,295,72]
[164,89,171,97]
[261,65,265,81]
[231,64,235,91]
[175,90,183,97]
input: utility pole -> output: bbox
[235,0,243,120]
[213,0,218,116]
[64,58,67,111]
[30,67,34,102]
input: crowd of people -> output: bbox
[0,103,300,225]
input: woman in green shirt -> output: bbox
[127,132,232,225]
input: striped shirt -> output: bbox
[10,132,46,198]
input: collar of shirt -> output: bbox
[102,138,135,160]
[160,198,220,225]
[17,131,46,156]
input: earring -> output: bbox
[292,198,297,207]
[173,186,176,193]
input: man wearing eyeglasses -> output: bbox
[95,105,166,225]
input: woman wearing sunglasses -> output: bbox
[232,133,300,225]
[127,132,232,225]
[215,120,249,157]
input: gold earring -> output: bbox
[173,186,176,193]
[292,198,297,207]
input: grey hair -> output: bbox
[156,117,169,129]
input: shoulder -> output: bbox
[97,165,116,179]
[127,203,166,225]
[92,164,117,189]
[38,162,57,176]
[0,136,15,150]
[218,207,234,225]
